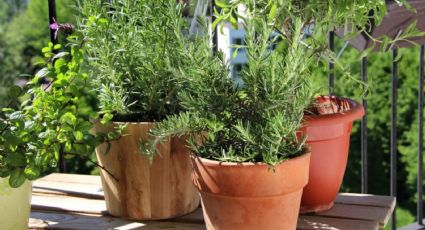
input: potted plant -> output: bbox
[0,37,100,228]
[144,5,316,227]
[80,0,200,220]
[214,0,423,215]
[300,96,364,213]
[297,1,424,213]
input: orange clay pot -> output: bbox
[300,96,364,213]
[191,152,311,230]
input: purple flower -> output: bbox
[49,18,74,40]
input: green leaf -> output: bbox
[229,15,238,29]
[41,47,51,53]
[5,153,26,167]
[36,67,49,78]
[74,131,84,141]
[268,4,278,22]
[8,85,23,98]
[60,112,77,126]
[53,52,69,60]
[98,18,108,25]
[77,121,92,132]
[101,113,114,125]
[53,44,62,50]
[9,169,26,188]
[8,111,24,120]
[232,48,239,58]
[24,166,40,180]
[3,132,23,147]
[215,0,228,8]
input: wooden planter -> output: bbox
[0,178,32,229]
[94,122,200,220]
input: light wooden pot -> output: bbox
[94,122,200,220]
[0,178,32,229]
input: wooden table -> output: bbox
[29,173,395,230]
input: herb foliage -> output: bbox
[145,5,316,165]
[0,39,118,187]
[80,0,196,122]
[146,0,423,165]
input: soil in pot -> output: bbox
[191,152,311,230]
[300,96,364,213]
[0,178,32,229]
[94,122,200,220]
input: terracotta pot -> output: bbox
[94,122,200,220]
[300,96,364,213]
[191,152,311,230]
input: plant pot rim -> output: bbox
[111,121,157,125]
[304,95,365,127]
[190,151,311,167]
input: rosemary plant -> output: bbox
[144,13,316,165]
[146,0,424,165]
[80,0,196,122]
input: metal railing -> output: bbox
[328,30,425,229]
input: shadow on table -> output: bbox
[30,211,206,230]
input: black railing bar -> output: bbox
[391,48,398,230]
[336,41,350,60]
[361,56,368,194]
[48,0,58,48]
[418,45,424,225]
[211,0,218,53]
[48,0,66,173]
[329,31,335,95]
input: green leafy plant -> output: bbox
[0,37,120,187]
[144,8,316,165]
[80,0,198,123]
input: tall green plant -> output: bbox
[146,0,422,165]
[80,0,197,122]
[145,10,316,165]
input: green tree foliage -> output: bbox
[0,0,77,106]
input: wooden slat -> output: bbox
[31,174,396,229]
[314,203,391,228]
[336,193,396,208]
[29,211,206,230]
[298,216,379,230]
[33,173,104,199]
[36,173,102,185]
[31,194,107,215]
